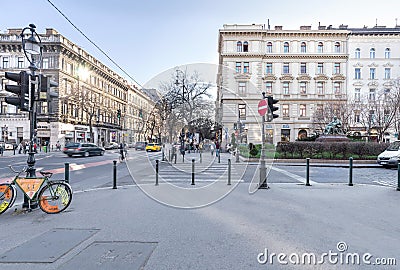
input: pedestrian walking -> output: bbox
[215,140,220,157]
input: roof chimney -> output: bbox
[274,25,283,30]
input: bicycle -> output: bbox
[0,165,73,215]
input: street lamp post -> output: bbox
[21,24,42,208]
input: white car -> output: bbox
[377,140,400,167]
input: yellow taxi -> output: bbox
[145,143,161,152]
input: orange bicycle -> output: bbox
[0,165,72,214]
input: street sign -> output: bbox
[258,99,268,116]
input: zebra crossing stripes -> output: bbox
[373,180,397,188]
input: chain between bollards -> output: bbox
[113,160,117,189]
[228,158,231,185]
[349,157,354,186]
[397,163,400,191]
[64,162,70,184]
[305,158,311,186]
[156,159,159,186]
[191,159,195,185]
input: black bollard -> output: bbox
[397,163,400,191]
[305,158,311,186]
[156,160,159,186]
[228,159,231,185]
[64,162,70,183]
[113,160,117,189]
[191,159,195,185]
[349,157,354,186]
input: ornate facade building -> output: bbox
[0,28,155,147]
[217,23,400,146]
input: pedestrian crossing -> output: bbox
[372,180,398,188]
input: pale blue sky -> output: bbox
[1,0,399,86]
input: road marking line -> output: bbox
[271,166,318,185]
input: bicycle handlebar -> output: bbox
[8,165,26,174]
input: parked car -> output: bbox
[104,142,119,150]
[145,143,161,152]
[63,142,105,157]
[377,140,400,167]
[135,141,147,151]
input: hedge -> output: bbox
[276,141,389,160]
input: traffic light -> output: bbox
[39,75,58,101]
[5,71,29,111]
[117,109,121,119]
[266,96,279,122]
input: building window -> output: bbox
[299,104,306,117]
[385,48,390,59]
[369,68,376,79]
[301,42,306,53]
[369,89,376,101]
[283,63,289,74]
[243,41,249,52]
[42,58,49,69]
[300,82,307,94]
[238,104,246,119]
[300,62,307,74]
[282,82,290,94]
[317,63,324,74]
[317,82,324,95]
[283,42,289,53]
[282,104,289,117]
[238,82,246,95]
[317,42,323,53]
[17,57,24,69]
[266,63,272,74]
[333,63,340,74]
[355,68,361,79]
[333,82,341,94]
[334,42,341,53]
[266,42,272,53]
[355,48,360,58]
[355,88,361,101]
[370,48,375,59]
[235,62,241,73]
[354,112,360,123]
[385,68,391,79]
[243,62,249,73]
[265,82,272,94]
[237,41,242,52]
[2,57,9,69]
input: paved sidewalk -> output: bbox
[0,176,399,269]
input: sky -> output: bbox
[1,0,400,88]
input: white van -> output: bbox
[377,140,400,167]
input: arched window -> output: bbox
[385,48,390,59]
[318,42,323,53]
[370,48,375,59]
[334,42,341,53]
[243,41,249,52]
[355,48,360,59]
[283,42,289,53]
[266,42,272,53]
[237,41,242,52]
[300,42,306,53]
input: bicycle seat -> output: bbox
[39,171,53,178]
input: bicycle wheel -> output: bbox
[38,182,72,214]
[0,184,16,215]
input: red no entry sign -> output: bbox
[258,99,268,116]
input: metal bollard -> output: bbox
[349,157,354,186]
[305,158,311,186]
[218,151,221,163]
[200,151,202,163]
[64,162,70,183]
[156,160,159,186]
[162,149,165,161]
[228,159,231,185]
[191,159,195,185]
[169,150,171,162]
[174,153,177,164]
[113,160,117,189]
[397,163,400,191]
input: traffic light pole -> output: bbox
[259,92,268,189]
